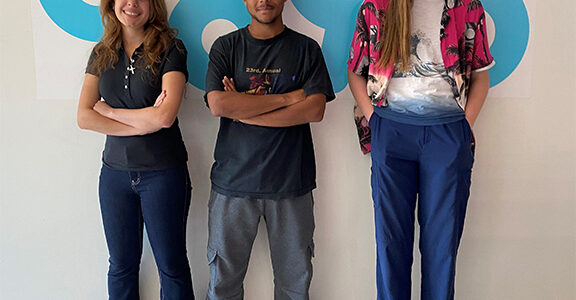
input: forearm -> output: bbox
[105,106,170,133]
[347,70,374,120]
[77,107,144,136]
[240,94,326,127]
[207,89,306,120]
[77,73,144,136]
[465,70,490,128]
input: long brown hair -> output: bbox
[90,0,177,75]
[377,0,412,72]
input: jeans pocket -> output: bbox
[462,119,475,157]
[368,111,378,128]
[207,247,218,286]
[207,247,217,264]
[208,191,217,209]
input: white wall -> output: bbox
[1,1,575,299]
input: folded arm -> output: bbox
[206,76,307,120]
[239,93,326,127]
[93,71,187,133]
[77,74,144,136]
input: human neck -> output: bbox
[247,19,285,40]
[122,28,145,57]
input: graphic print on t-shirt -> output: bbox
[243,67,297,96]
[382,0,464,121]
[246,73,272,95]
[392,30,448,79]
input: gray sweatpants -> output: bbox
[206,190,315,300]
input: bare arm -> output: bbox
[347,70,374,121]
[77,74,144,136]
[465,70,490,128]
[239,93,326,127]
[206,76,306,120]
[93,71,187,132]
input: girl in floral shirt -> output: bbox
[347,0,494,299]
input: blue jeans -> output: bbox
[370,116,474,300]
[99,165,195,300]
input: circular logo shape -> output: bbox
[483,0,530,87]
[39,0,102,42]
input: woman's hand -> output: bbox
[93,101,113,118]
[153,90,167,107]
[93,89,167,121]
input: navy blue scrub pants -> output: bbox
[369,115,474,300]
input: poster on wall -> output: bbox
[31,0,531,100]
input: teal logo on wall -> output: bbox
[39,0,529,91]
[39,0,102,41]
[482,0,530,86]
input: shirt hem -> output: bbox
[472,60,496,73]
[211,182,316,200]
[374,107,465,126]
[102,159,188,172]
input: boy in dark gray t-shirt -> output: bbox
[204,0,334,298]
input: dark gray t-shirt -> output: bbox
[205,27,335,199]
[87,39,189,171]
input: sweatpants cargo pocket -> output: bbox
[207,247,218,287]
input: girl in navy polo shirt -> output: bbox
[77,0,193,298]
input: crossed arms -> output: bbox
[77,71,187,136]
[206,77,326,127]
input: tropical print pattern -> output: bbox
[348,0,494,154]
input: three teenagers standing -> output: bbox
[348,0,493,299]
[78,0,493,299]
[77,0,194,299]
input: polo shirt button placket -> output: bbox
[124,66,129,91]
[125,57,135,93]
[124,69,129,93]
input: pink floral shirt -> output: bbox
[348,0,494,154]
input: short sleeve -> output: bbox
[347,0,372,77]
[301,41,335,102]
[204,37,230,104]
[471,4,495,71]
[161,39,189,81]
[86,47,98,76]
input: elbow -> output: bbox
[77,112,91,130]
[159,117,176,128]
[308,95,326,123]
[208,105,223,117]
[207,93,225,117]
[309,105,326,123]
[77,119,88,130]
[158,120,174,128]
[311,112,324,123]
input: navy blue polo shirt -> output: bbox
[86,39,189,171]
